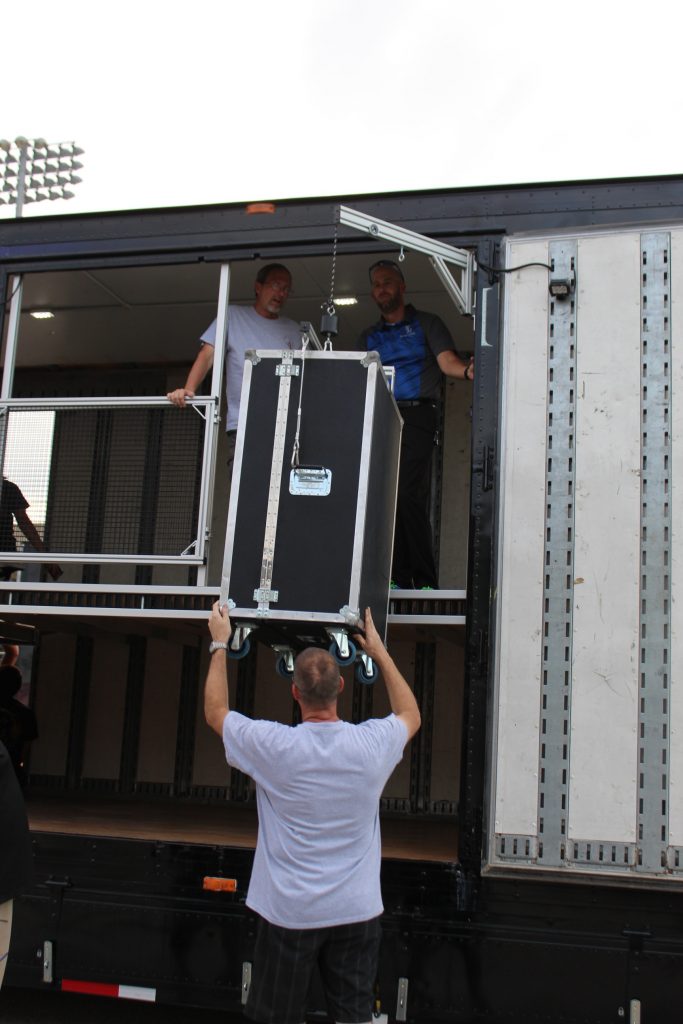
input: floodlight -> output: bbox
[0,137,84,216]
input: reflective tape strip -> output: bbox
[119,986,156,1002]
[62,980,118,997]
[62,980,156,1001]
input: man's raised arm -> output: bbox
[204,601,232,735]
[355,608,421,740]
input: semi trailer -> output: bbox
[2,175,683,1022]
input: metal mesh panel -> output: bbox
[1,404,204,558]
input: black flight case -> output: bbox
[220,348,402,682]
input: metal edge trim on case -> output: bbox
[246,349,375,364]
[256,350,294,612]
[361,351,380,369]
[349,359,376,606]
[228,608,349,624]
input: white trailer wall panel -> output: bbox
[493,248,548,841]
[491,227,679,879]
[569,235,641,844]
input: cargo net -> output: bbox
[1,405,205,558]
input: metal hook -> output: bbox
[398,246,405,262]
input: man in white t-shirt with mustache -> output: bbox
[167,263,299,469]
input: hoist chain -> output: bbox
[326,216,339,315]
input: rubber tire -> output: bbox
[276,654,294,679]
[328,639,357,667]
[227,636,251,660]
[355,660,379,685]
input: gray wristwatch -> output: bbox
[209,640,229,654]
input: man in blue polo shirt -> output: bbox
[358,261,474,589]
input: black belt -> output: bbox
[397,399,436,409]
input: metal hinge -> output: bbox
[396,977,409,1021]
[472,444,494,491]
[41,939,53,983]
[241,961,252,1005]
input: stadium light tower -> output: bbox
[0,136,84,217]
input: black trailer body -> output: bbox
[5,177,683,1023]
[222,349,401,664]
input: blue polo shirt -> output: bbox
[358,304,456,401]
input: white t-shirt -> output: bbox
[222,711,407,929]
[201,305,300,431]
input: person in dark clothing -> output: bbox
[0,479,27,556]
[0,666,38,787]
[0,478,62,583]
[0,739,32,989]
[358,261,474,589]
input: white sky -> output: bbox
[1,0,682,219]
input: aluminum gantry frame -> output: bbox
[338,205,475,316]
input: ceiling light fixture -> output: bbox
[29,310,55,319]
[333,296,358,306]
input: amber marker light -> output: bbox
[246,202,276,214]
[203,876,238,892]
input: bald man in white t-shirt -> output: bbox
[204,604,420,1024]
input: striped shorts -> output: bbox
[245,913,382,1024]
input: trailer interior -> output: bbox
[1,231,476,866]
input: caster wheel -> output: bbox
[276,654,294,679]
[329,639,356,667]
[354,659,379,685]
[227,636,251,660]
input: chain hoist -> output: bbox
[289,209,342,467]
[320,212,339,349]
